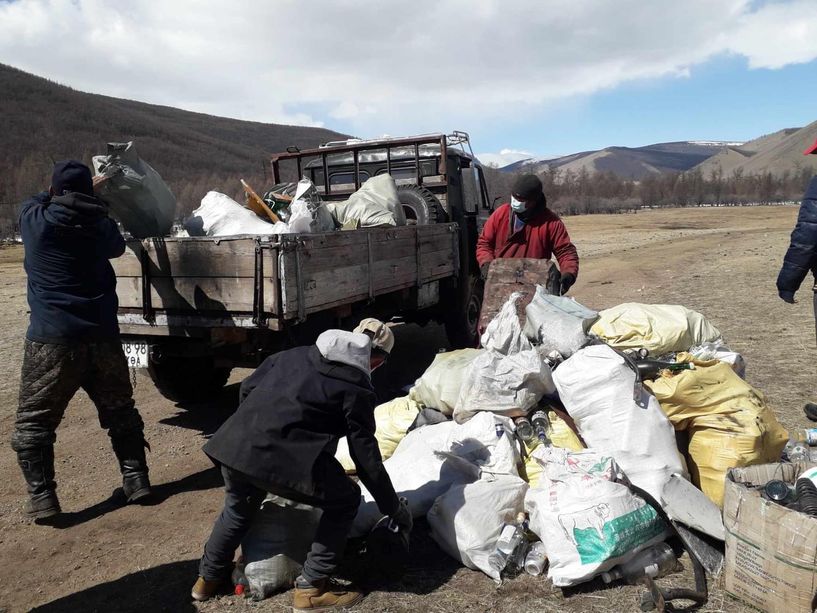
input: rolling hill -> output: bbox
[500,140,739,180]
[0,63,349,226]
[694,122,817,177]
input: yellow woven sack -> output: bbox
[521,411,584,487]
[645,355,788,507]
[335,396,422,473]
[409,349,482,416]
[590,303,722,355]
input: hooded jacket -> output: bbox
[203,330,399,515]
[476,202,579,276]
[19,191,125,343]
[778,176,817,296]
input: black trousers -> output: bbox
[12,339,144,452]
[199,464,360,584]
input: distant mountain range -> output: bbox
[496,140,745,179]
[494,121,817,180]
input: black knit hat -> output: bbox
[512,174,543,200]
[51,160,93,197]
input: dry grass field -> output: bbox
[0,205,812,613]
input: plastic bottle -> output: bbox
[231,560,250,596]
[531,411,552,445]
[635,359,693,380]
[514,417,534,442]
[601,543,677,584]
[785,440,811,462]
[524,541,547,576]
[488,512,527,574]
[544,351,564,369]
[792,428,817,446]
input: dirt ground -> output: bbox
[0,205,812,613]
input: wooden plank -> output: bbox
[283,250,455,315]
[418,250,455,280]
[112,238,274,278]
[112,247,143,277]
[478,258,556,333]
[284,265,371,313]
[116,277,143,309]
[116,276,278,314]
[279,223,459,317]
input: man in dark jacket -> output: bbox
[191,319,411,610]
[477,174,579,294]
[12,160,151,520]
[778,139,817,418]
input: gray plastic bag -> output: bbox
[522,287,598,357]
[92,141,176,238]
[241,495,322,599]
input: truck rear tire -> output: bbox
[397,185,447,225]
[444,275,483,349]
[147,357,231,403]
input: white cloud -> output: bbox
[477,149,536,168]
[0,0,815,136]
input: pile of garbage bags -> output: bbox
[89,141,409,240]
[186,174,406,238]
[241,293,790,600]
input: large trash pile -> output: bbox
[185,173,406,238]
[91,140,406,239]
[238,291,795,605]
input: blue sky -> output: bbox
[1,0,816,166]
[470,55,817,163]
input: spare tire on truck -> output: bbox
[396,185,448,225]
[444,274,484,349]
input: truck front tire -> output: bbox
[444,275,483,349]
[147,356,231,403]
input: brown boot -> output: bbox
[191,576,223,602]
[292,577,364,612]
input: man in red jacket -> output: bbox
[477,174,579,294]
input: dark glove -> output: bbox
[559,272,576,296]
[480,262,491,281]
[779,290,796,304]
[390,497,413,534]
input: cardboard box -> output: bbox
[723,462,817,612]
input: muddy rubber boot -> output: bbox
[111,434,152,503]
[17,447,61,519]
[292,576,364,612]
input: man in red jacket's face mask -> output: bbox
[476,174,579,295]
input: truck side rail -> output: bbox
[112,224,459,335]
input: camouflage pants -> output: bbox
[11,339,145,452]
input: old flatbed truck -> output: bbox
[111,132,490,401]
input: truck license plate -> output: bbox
[122,341,149,369]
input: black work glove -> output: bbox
[390,497,413,534]
[559,272,576,296]
[779,290,796,304]
[480,262,491,281]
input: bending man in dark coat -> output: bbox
[778,138,817,419]
[192,318,411,611]
[13,160,151,520]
